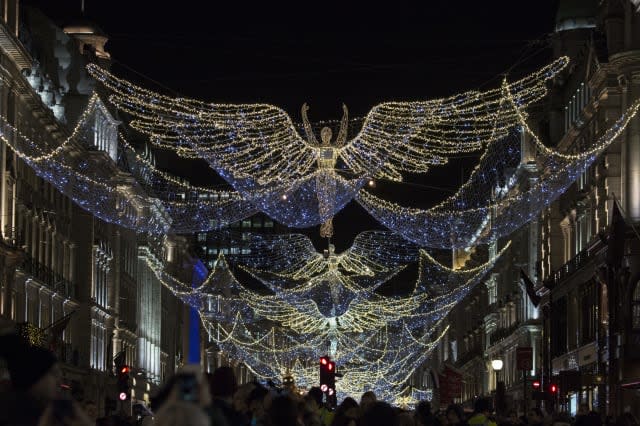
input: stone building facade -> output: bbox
[412,0,640,417]
[0,1,191,417]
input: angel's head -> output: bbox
[320,127,332,145]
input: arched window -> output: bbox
[632,283,640,329]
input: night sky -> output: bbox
[24,0,561,252]
[27,1,559,113]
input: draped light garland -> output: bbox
[357,93,640,248]
[0,96,171,233]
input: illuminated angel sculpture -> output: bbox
[2,59,637,250]
[87,58,568,228]
[150,231,511,402]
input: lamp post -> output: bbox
[491,359,504,416]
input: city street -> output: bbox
[1,0,640,425]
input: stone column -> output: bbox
[625,71,640,220]
[50,232,57,276]
[62,241,69,281]
[68,243,76,286]
[38,222,44,265]
[110,230,120,315]
[31,216,37,260]
[0,79,6,241]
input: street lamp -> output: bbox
[491,359,503,390]
[491,359,504,416]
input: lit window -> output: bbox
[230,247,240,255]
[632,283,640,329]
[264,219,274,228]
[242,220,252,228]
[197,233,207,242]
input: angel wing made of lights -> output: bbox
[87,57,568,186]
[231,230,419,280]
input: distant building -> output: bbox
[195,213,283,383]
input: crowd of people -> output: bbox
[1,334,639,426]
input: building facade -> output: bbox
[539,0,640,417]
[0,2,191,417]
[413,0,640,417]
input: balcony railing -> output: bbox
[489,322,521,346]
[20,253,74,299]
[544,243,595,288]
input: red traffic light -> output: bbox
[550,384,558,394]
[320,356,329,365]
[119,392,127,401]
[532,380,541,389]
[328,362,334,371]
[120,366,130,374]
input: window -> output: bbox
[242,220,252,228]
[564,82,592,134]
[552,297,568,357]
[580,281,597,345]
[632,283,640,329]
[93,107,118,161]
[264,219,274,228]
[197,233,207,242]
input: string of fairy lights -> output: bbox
[84,57,568,228]
[4,54,640,403]
[147,235,510,402]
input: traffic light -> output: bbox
[531,380,544,400]
[319,355,336,403]
[117,365,131,401]
[319,356,332,389]
[549,383,558,394]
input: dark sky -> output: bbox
[25,0,562,249]
[26,0,559,117]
